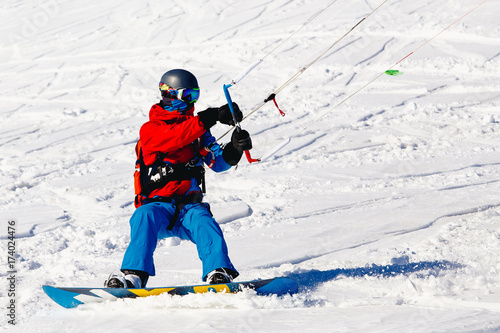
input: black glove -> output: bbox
[218,102,243,126]
[198,103,243,130]
[231,129,252,152]
[222,129,252,166]
[197,107,219,129]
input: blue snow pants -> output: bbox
[121,201,237,281]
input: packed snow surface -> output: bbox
[1,0,500,332]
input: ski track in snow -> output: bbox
[1,0,500,332]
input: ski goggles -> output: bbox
[159,83,200,104]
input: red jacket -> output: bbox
[139,103,207,198]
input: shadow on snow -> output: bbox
[285,260,461,292]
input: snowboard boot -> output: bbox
[104,270,149,288]
[206,268,237,284]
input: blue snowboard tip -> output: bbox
[43,285,84,309]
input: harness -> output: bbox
[134,139,208,207]
[133,139,212,230]
[142,159,205,197]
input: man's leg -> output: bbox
[179,203,238,281]
[121,202,176,277]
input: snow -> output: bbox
[1,0,500,331]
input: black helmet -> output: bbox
[159,69,200,104]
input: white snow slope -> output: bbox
[1,0,500,332]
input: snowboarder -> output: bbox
[105,69,252,289]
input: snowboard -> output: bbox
[43,277,298,308]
